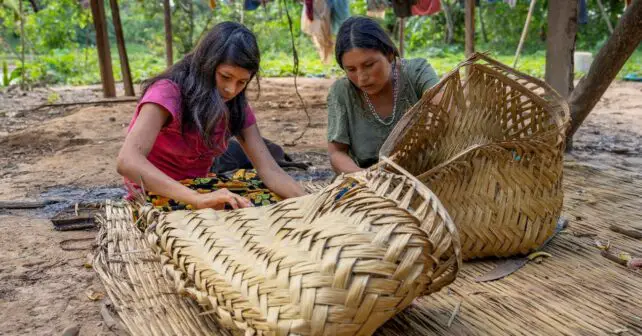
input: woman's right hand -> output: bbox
[192,188,253,210]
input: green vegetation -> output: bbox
[0,0,640,87]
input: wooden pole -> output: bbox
[163,0,173,67]
[595,0,614,34]
[566,0,642,142]
[545,0,578,98]
[465,0,475,57]
[90,0,116,98]
[109,0,134,96]
[399,18,405,58]
[513,0,537,68]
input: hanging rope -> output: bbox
[281,0,311,146]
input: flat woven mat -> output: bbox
[95,163,641,335]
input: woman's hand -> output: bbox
[192,188,253,210]
[238,125,307,198]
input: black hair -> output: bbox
[335,16,399,69]
[140,22,260,146]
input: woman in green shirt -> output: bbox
[327,16,441,173]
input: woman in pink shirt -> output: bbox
[117,22,306,210]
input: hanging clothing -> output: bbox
[412,0,441,16]
[302,0,334,63]
[304,0,314,20]
[392,0,418,18]
[578,0,588,25]
[329,0,351,34]
[367,0,388,18]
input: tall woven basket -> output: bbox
[379,53,570,260]
[141,169,461,336]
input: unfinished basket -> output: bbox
[379,53,570,260]
[141,170,461,336]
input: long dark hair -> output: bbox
[140,22,260,146]
[335,16,399,69]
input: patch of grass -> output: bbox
[1,46,640,86]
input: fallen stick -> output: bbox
[609,224,642,239]
[28,97,139,112]
[0,199,63,209]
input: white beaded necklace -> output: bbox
[362,60,401,126]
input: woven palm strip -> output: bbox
[379,53,570,260]
[143,172,461,336]
[367,164,642,335]
[93,200,239,336]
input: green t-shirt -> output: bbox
[327,58,440,168]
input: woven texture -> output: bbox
[93,200,238,336]
[379,53,570,260]
[142,172,461,336]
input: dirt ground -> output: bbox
[0,78,640,335]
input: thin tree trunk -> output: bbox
[566,0,642,143]
[595,0,614,34]
[442,0,455,44]
[109,0,134,96]
[478,0,488,43]
[465,0,475,56]
[90,0,116,97]
[163,0,173,67]
[545,0,578,98]
[513,0,537,68]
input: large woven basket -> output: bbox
[378,53,570,260]
[140,169,461,336]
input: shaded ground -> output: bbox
[0,79,640,335]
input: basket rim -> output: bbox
[379,52,571,159]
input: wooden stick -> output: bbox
[610,224,642,239]
[28,97,139,111]
[163,0,173,67]
[0,199,62,209]
[513,0,537,68]
[595,0,614,34]
[109,0,135,96]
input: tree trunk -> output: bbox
[566,0,642,143]
[90,0,116,97]
[465,0,475,56]
[545,0,578,98]
[442,0,455,44]
[478,1,488,43]
[163,0,174,67]
[109,0,134,96]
